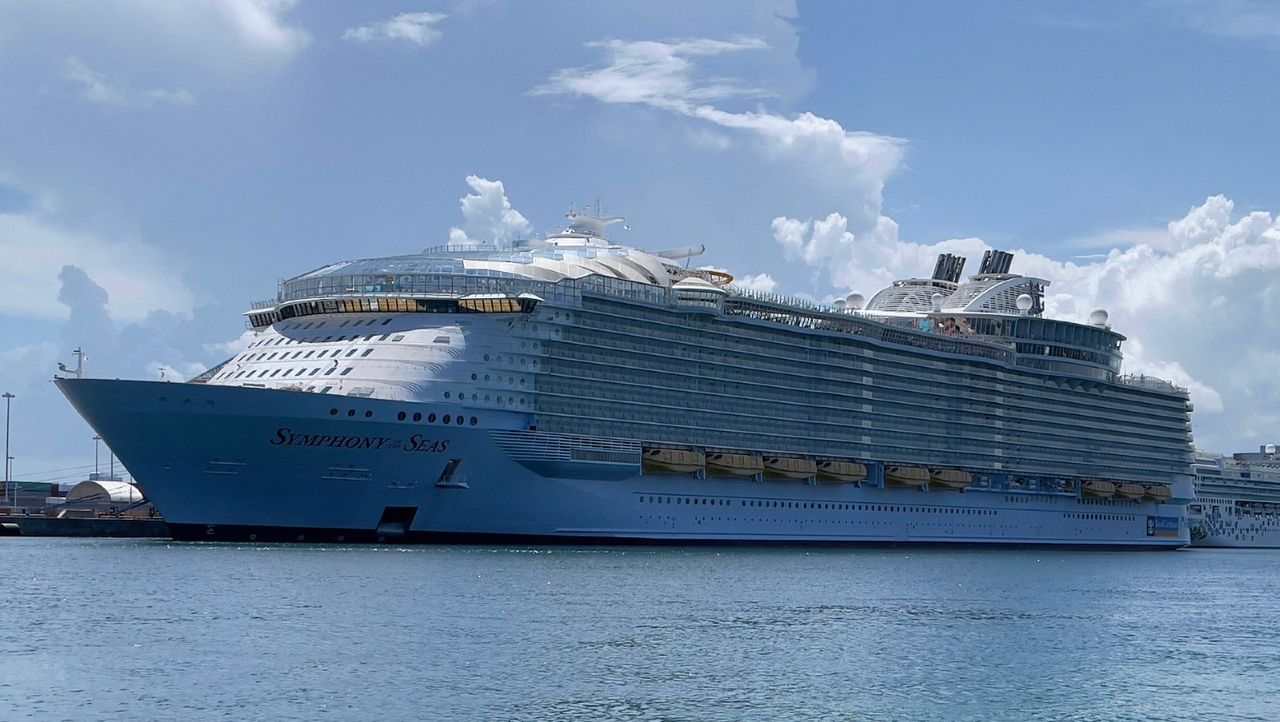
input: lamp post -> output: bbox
[3,392,13,508]
[93,435,101,477]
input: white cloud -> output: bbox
[203,331,256,358]
[536,36,906,257]
[220,0,310,55]
[0,204,194,322]
[0,1,309,72]
[771,195,1280,446]
[1159,0,1280,39]
[735,273,778,293]
[343,12,448,46]
[447,175,532,246]
[62,57,196,107]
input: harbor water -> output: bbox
[1,539,1276,721]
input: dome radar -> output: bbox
[845,293,865,310]
[1016,294,1033,316]
[1089,309,1109,327]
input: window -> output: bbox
[361,349,373,357]
[443,415,452,424]
[412,412,422,422]
[340,367,353,376]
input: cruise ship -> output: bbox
[57,208,1196,547]
[1189,446,1280,548]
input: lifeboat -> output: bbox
[885,466,930,487]
[1082,480,1116,498]
[816,460,867,484]
[1114,482,1145,500]
[763,456,817,480]
[1144,484,1172,502]
[641,447,704,474]
[705,452,764,477]
[930,469,973,490]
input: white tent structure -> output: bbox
[65,480,144,506]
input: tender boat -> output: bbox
[1144,484,1172,502]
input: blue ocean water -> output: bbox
[0,539,1276,721]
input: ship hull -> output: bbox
[58,378,1190,549]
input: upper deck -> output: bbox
[242,217,1182,395]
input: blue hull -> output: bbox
[57,378,1190,548]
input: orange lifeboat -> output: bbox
[763,456,817,480]
[706,452,764,478]
[816,460,867,484]
[930,469,973,490]
[642,447,704,474]
[1083,480,1116,498]
[1114,482,1145,500]
[885,466,930,487]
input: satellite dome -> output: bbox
[1016,294,1033,314]
[845,292,865,310]
[833,299,847,310]
[930,293,944,313]
[1089,308,1109,327]
[1266,443,1277,456]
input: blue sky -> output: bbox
[1,0,1279,482]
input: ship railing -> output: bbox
[249,298,277,310]
[1116,374,1187,394]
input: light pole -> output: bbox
[3,392,13,508]
[93,435,101,477]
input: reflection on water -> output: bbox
[1,541,1275,721]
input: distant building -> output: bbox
[61,479,154,518]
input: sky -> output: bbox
[1,0,1279,485]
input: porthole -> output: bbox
[428,413,436,423]
[443,415,451,424]
[456,416,464,426]
[397,411,406,421]
[483,353,490,361]
[412,412,422,422]
[347,409,355,417]
[444,392,451,399]
[470,416,478,426]
[329,408,338,416]
[364,410,373,418]
[471,373,478,381]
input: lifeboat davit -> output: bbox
[816,460,867,484]
[1114,482,1145,500]
[1144,484,1172,502]
[763,456,817,480]
[706,452,764,477]
[885,466,930,487]
[642,447,705,474]
[1083,480,1116,498]
[930,469,973,490]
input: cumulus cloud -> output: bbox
[0,1,309,72]
[735,273,778,293]
[773,195,1280,448]
[62,57,196,107]
[0,205,194,322]
[343,12,448,46]
[536,35,905,254]
[447,175,532,246]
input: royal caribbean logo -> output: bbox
[270,428,450,453]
